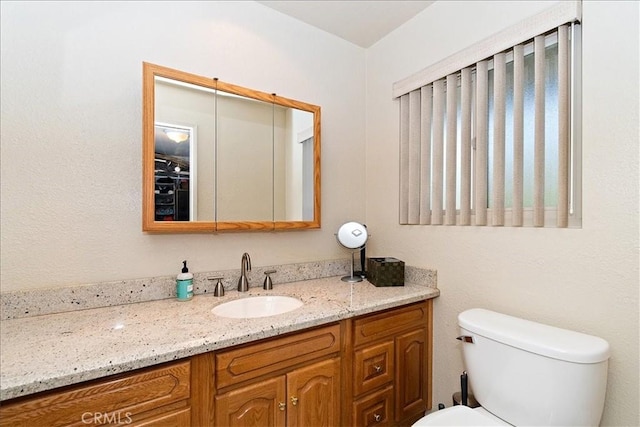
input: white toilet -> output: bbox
[414,308,610,426]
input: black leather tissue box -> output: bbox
[367,257,405,287]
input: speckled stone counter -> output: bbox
[0,276,439,401]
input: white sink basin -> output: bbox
[211,295,303,319]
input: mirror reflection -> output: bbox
[154,123,193,221]
[143,62,321,232]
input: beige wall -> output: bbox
[0,1,367,288]
[365,1,639,426]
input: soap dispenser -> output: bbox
[176,260,194,301]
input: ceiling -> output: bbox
[257,1,434,48]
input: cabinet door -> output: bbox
[215,377,286,427]
[287,358,340,427]
[395,328,427,422]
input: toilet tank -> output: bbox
[458,309,610,427]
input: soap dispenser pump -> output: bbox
[176,260,194,301]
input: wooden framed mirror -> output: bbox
[142,62,321,233]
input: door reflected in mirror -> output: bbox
[143,62,321,232]
[154,123,195,221]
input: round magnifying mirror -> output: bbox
[336,221,368,249]
[336,221,369,282]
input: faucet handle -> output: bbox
[263,270,276,290]
[208,277,225,297]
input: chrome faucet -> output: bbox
[237,252,251,292]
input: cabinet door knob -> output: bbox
[278,402,286,411]
[291,396,298,406]
[373,365,382,373]
[374,413,382,422]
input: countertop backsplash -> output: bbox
[0,259,437,320]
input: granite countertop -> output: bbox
[0,276,439,401]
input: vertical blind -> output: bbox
[396,1,581,228]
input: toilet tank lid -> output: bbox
[458,309,610,363]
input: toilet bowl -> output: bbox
[413,405,511,426]
[412,308,610,426]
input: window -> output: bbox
[394,2,581,228]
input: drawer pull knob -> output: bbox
[374,413,382,422]
[291,396,298,406]
[279,402,286,411]
[374,365,382,373]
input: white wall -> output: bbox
[0,1,367,289]
[365,1,639,426]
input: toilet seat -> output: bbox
[412,405,511,426]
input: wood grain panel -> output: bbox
[352,385,394,427]
[353,340,394,397]
[395,328,427,422]
[214,377,286,427]
[287,358,340,427]
[0,361,190,427]
[189,352,215,427]
[353,301,429,347]
[216,324,340,389]
[129,407,191,427]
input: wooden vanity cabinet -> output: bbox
[214,323,341,427]
[349,299,433,426]
[0,359,197,427]
[0,300,433,427]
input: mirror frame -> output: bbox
[142,62,321,233]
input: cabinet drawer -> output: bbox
[216,324,340,389]
[353,385,394,427]
[0,361,190,427]
[130,407,191,427]
[354,340,394,397]
[353,301,429,347]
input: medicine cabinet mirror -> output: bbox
[143,62,321,232]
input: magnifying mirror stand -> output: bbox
[336,221,369,283]
[342,251,363,283]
